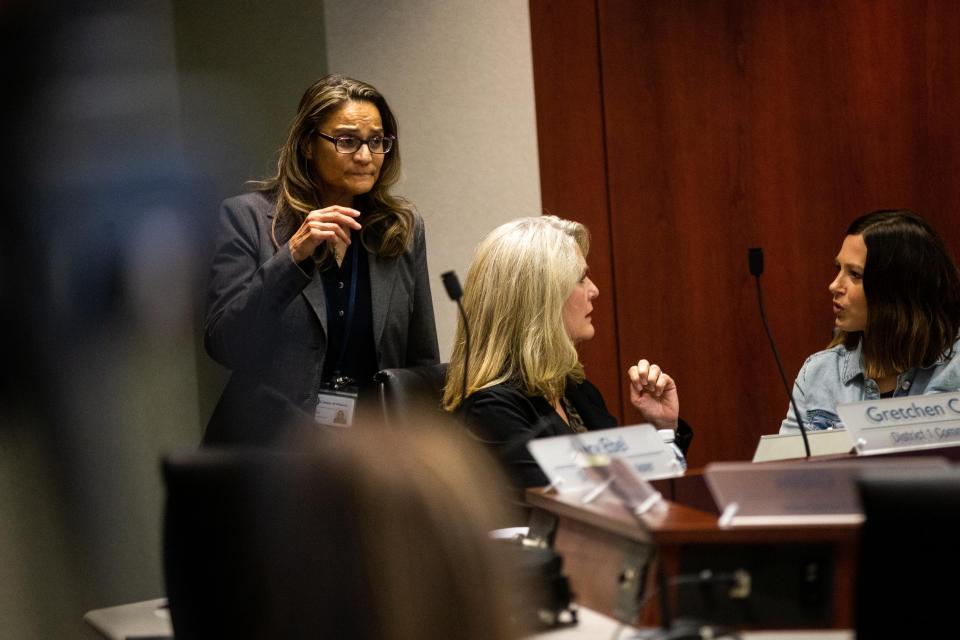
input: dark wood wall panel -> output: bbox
[530,0,623,417]
[531,0,960,465]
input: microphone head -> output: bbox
[441,271,463,301]
[748,247,764,277]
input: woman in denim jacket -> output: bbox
[780,210,960,433]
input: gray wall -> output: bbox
[2,6,196,638]
[172,0,328,199]
[0,2,328,638]
[171,0,329,429]
[0,1,540,637]
[324,0,542,359]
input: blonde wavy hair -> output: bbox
[443,216,590,411]
[253,74,413,267]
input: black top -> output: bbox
[458,379,618,490]
[319,236,377,388]
[458,378,694,491]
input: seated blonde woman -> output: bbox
[443,216,691,489]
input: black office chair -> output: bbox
[855,467,960,639]
[373,362,448,426]
[162,450,374,639]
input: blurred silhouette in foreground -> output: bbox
[164,418,529,640]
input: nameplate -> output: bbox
[836,391,960,456]
[752,429,855,462]
[527,424,682,493]
[705,457,950,527]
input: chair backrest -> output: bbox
[163,434,518,640]
[374,363,448,426]
[855,467,960,639]
[163,450,271,639]
[162,450,373,640]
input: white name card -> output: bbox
[526,424,682,493]
[752,429,855,462]
[836,391,960,456]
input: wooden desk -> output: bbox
[526,486,858,630]
[526,607,853,640]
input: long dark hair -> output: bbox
[254,74,413,267]
[831,209,960,378]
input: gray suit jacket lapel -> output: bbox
[301,271,328,338]
[266,205,329,339]
[369,249,397,350]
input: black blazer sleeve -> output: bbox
[203,193,312,371]
[566,378,617,430]
[459,385,563,490]
[401,213,439,367]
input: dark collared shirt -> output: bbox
[319,239,377,389]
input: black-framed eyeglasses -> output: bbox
[314,131,395,154]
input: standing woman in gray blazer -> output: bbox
[203,75,439,445]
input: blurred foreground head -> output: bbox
[164,418,521,640]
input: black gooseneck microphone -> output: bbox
[441,271,470,409]
[748,247,811,458]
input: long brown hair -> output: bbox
[254,74,413,267]
[830,209,960,379]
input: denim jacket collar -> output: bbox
[839,341,865,385]
[839,339,953,385]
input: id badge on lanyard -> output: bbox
[315,378,359,428]
[315,243,361,428]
